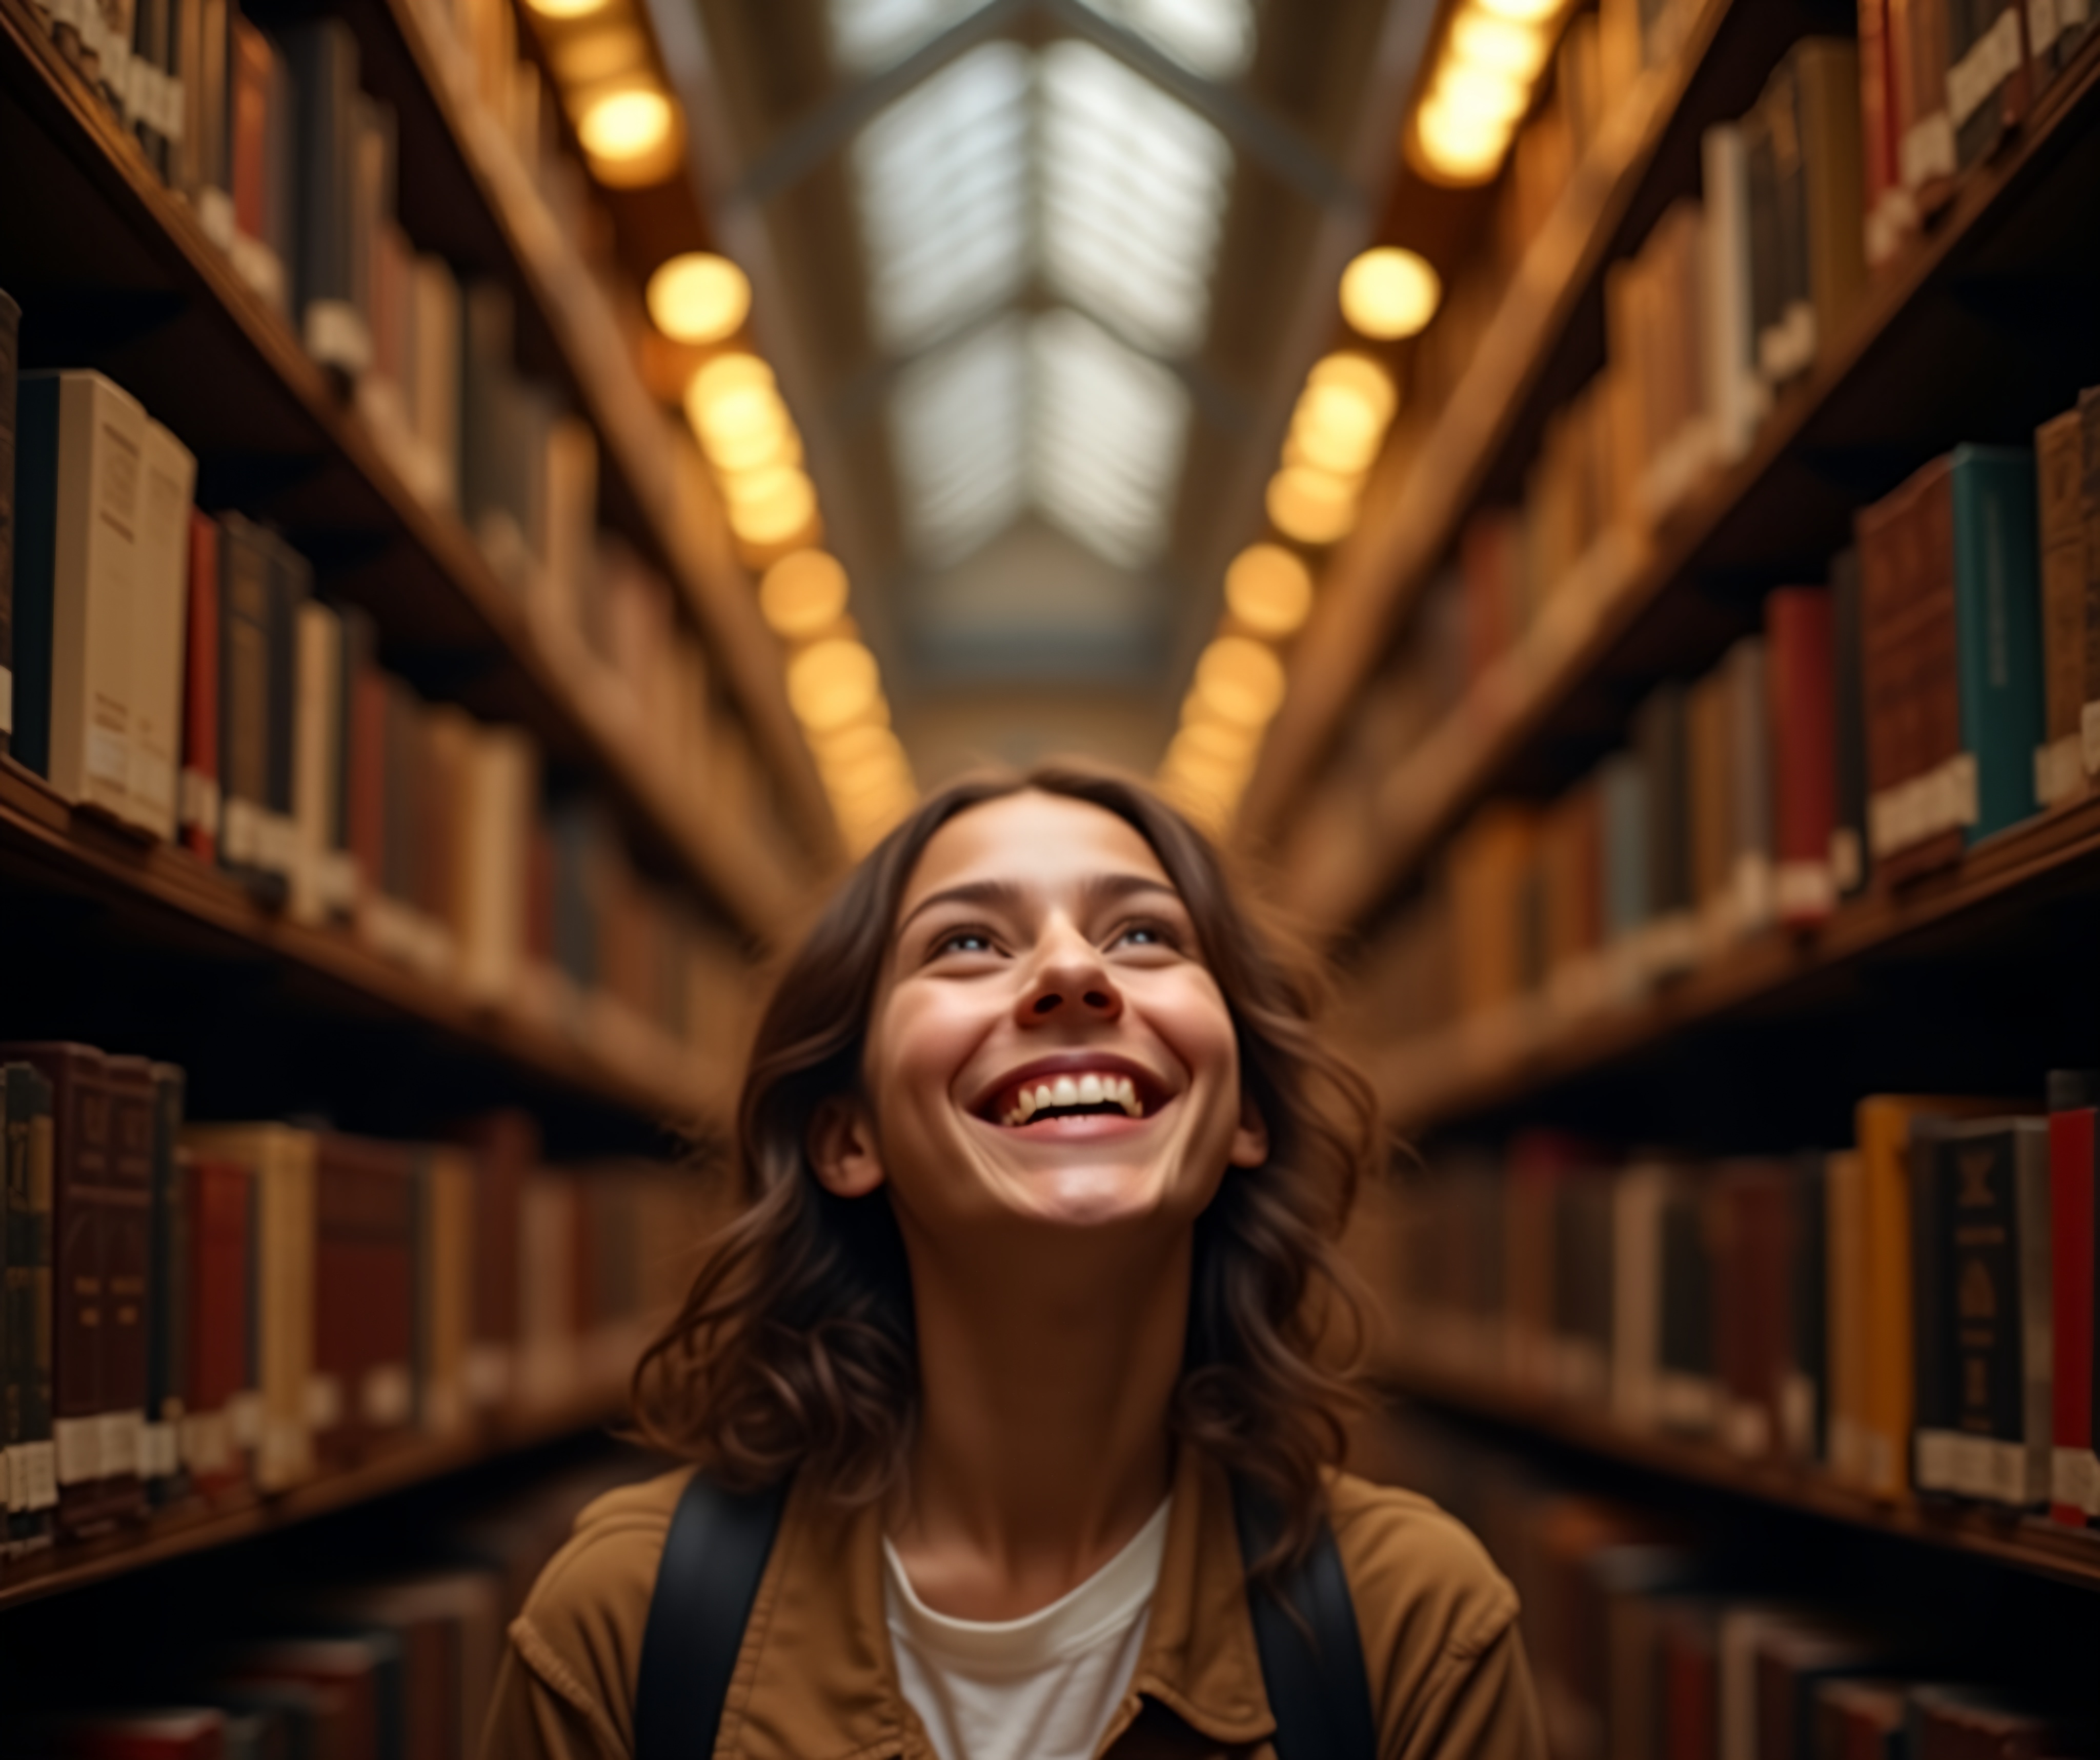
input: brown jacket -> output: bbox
[486,1446,1545,1760]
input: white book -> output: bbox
[15,371,147,822]
[1698,123,1767,468]
[290,601,343,926]
[126,418,198,841]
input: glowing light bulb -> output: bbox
[760,550,850,642]
[788,638,880,732]
[724,467,817,546]
[1194,636,1287,727]
[1339,247,1442,341]
[1267,466,1359,546]
[646,252,751,345]
[1449,9,1550,78]
[577,87,675,162]
[1224,544,1315,638]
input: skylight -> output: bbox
[851,42,1033,354]
[1031,307,1190,566]
[827,0,1257,82]
[829,0,989,77]
[890,317,1030,568]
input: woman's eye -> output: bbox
[1114,923,1172,950]
[933,930,995,956]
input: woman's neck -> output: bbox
[885,1225,1190,1622]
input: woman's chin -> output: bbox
[997,1159,1204,1231]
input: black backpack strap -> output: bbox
[1233,1477,1379,1760]
[634,1471,788,1760]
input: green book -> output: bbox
[1951,445,2045,844]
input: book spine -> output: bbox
[144,1064,188,1504]
[1949,0,2028,169]
[1950,447,2045,843]
[216,515,273,888]
[1908,1114,1957,1495]
[282,19,370,377]
[180,510,220,860]
[2081,390,2100,775]
[1798,40,1867,364]
[2034,410,2086,804]
[1766,588,1838,923]
[262,533,310,887]
[0,288,16,761]
[131,419,196,842]
[181,1155,249,1496]
[1786,1152,1828,1461]
[3,1064,56,1552]
[101,1057,154,1525]
[1725,636,1773,933]
[2048,1101,2098,1522]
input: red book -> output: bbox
[1712,1161,1793,1460]
[48,1709,228,1758]
[0,1043,132,1538]
[2049,1078,2099,1527]
[181,512,221,863]
[314,1135,416,1467]
[223,1638,385,1760]
[452,1110,535,1412]
[186,1155,252,1498]
[1765,587,1838,926]
[1658,1603,1719,1760]
[229,20,271,246]
[1814,1679,1911,1760]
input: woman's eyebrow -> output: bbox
[894,872,1181,942]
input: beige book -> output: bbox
[290,602,343,926]
[458,722,536,1006]
[418,1146,475,1437]
[126,418,197,839]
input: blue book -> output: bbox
[1949,446,2044,845]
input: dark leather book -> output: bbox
[2081,390,2100,782]
[1786,1152,1829,1462]
[217,513,278,896]
[2045,1070,2098,1527]
[1658,1170,1719,1436]
[2035,409,2086,806]
[313,1134,416,1466]
[1658,1599,1721,1760]
[331,602,375,915]
[1829,548,1872,896]
[279,18,368,379]
[132,0,171,174]
[0,286,17,763]
[3,1061,56,1554]
[1903,1683,2092,1758]
[1766,587,1838,924]
[0,1043,130,1537]
[1713,1161,1792,1460]
[221,1633,396,1760]
[103,1054,156,1526]
[451,1110,536,1415]
[185,1153,252,1498]
[1634,680,1694,973]
[1814,1678,1911,1760]
[259,528,311,893]
[180,511,221,862]
[1753,1619,1892,1760]
[146,1063,191,1506]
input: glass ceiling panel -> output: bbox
[829,0,990,77]
[826,0,1256,83]
[890,317,1031,568]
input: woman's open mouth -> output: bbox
[976,1059,1172,1132]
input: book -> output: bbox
[1910,1114,2051,1507]
[1859,0,1914,266]
[1950,448,2045,845]
[144,1064,189,1503]
[289,597,343,926]
[1813,1678,1910,1760]
[228,17,287,311]
[0,287,16,764]
[1793,39,1868,375]
[1766,587,1838,924]
[2086,390,2100,776]
[183,1152,251,1498]
[1894,0,1958,206]
[2,1062,56,1554]
[0,1044,133,1537]
[2036,407,2088,804]
[415,1147,474,1438]
[129,416,197,841]
[179,511,220,861]
[260,527,311,889]
[281,18,371,378]
[1701,121,1766,468]
[1949,0,2031,171]
[215,513,278,894]
[1634,681,1695,976]
[1724,635,1774,935]
[12,371,151,822]
[1712,1161,1791,1459]
[311,1134,415,1467]
[180,1124,317,1492]
[453,1111,531,1413]
[2046,1070,2098,1525]
[1829,548,1871,895]
[100,1055,155,1524]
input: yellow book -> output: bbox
[1849,1095,2009,1501]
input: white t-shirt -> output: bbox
[882,1498,1172,1760]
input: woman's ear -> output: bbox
[808,1095,887,1198]
[1228,1094,1269,1169]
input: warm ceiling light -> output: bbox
[788,638,881,732]
[706,420,801,474]
[550,24,645,84]
[1306,352,1398,427]
[1339,247,1441,341]
[685,356,788,453]
[760,550,850,642]
[1287,419,1381,478]
[1224,544,1314,638]
[524,0,605,18]
[1174,717,1257,766]
[1294,383,1387,462]
[1414,100,1510,184]
[577,87,675,162]
[1476,0,1561,19]
[724,467,817,545]
[1434,62,1529,125]
[1195,636,1287,727]
[1449,9,1551,78]
[646,252,752,345]
[1267,466,1359,546]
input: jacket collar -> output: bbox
[720,1444,1276,1759]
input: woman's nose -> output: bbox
[1018,931,1123,1024]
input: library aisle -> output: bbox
[1,0,2096,1751]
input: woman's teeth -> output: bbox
[1000,1073,1144,1127]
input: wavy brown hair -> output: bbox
[632,766,1378,1563]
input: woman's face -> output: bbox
[818,791,1266,1238]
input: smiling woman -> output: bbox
[485,769,1546,1760]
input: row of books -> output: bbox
[1,362,748,1084]
[1402,389,2091,1037]
[0,1041,714,1556]
[1375,1075,2100,1528]
[5,1448,657,1757]
[1372,1408,2095,1760]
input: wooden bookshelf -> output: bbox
[1376,1360,2100,1593]
[0,1383,627,1614]
[1362,780,2100,1135]
[0,758,730,1129]
[0,0,818,941]
[1243,9,2100,942]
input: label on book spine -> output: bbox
[53,1417,101,1487]
[1902,113,1957,189]
[99,1410,142,1478]
[183,1409,231,1474]
[2052,1446,2100,1513]
[179,770,221,836]
[1774,861,1834,922]
[87,726,129,793]
[361,1364,412,1428]
[227,1390,264,1449]
[13,1442,56,1511]
[1947,10,2025,127]
[2036,735,2085,805]
[222,797,260,865]
[306,1374,343,1432]
[465,1344,513,1409]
